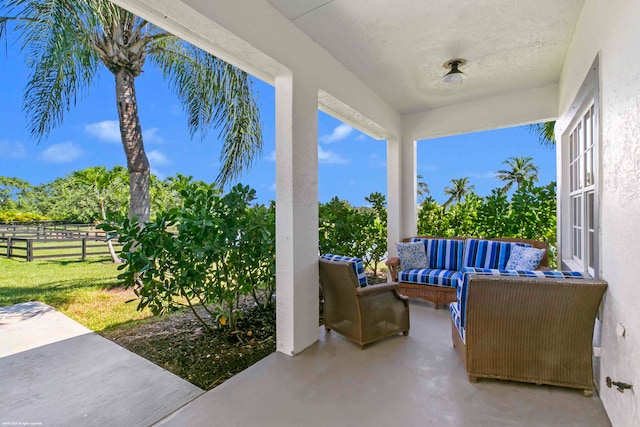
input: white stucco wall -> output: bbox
[558,1,640,424]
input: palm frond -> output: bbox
[6,0,100,141]
[149,37,263,186]
[528,121,556,147]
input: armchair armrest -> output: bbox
[385,257,401,282]
[356,282,409,301]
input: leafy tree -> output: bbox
[0,177,32,210]
[363,192,387,277]
[529,121,556,147]
[108,180,275,333]
[318,194,389,279]
[1,0,262,224]
[73,165,128,261]
[496,156,539,193]
[476,188,511,237]
[443,177,475,206]
[417,197,445,236]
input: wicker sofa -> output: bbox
[386,236,549,308]
[450,268,607,394]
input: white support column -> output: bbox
[387,136,417,256]
[275,73,319,356]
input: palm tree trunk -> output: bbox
[115,69,150,225]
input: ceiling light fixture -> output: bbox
[442,59,467,84]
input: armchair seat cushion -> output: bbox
[397,268,462,288]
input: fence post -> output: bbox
[6,237,11,259]
[27,240,33,262]
[82,238,87,260]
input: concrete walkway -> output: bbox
[0,302,203,427]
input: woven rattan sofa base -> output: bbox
[451,275,607,395]
[397,282,457,308]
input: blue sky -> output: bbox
[0,44,555,206]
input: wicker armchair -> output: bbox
[452,274,607,395]
[319,258,410,349]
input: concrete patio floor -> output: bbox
[0,302,203,427]
[157,300,611,427]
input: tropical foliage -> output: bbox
[529,121,556,147]
[0,167,178,223]
[496,156,539,193]
[1,0,262,224]
[443,177,475,206]
[417,181,557,266]
[104,179,275,333]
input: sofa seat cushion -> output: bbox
[457,267,593,327]
[398,268,462,288]
[409,238,464,271]
[449,302,465,343]
[463,239,531,270]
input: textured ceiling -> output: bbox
[267,0,585,114]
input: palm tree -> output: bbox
[73,165,127,262]
[1,0,262,224]
[443,177,475,206]
[496,156,539,193]
[416,174,431,204]
[528,121,555,147]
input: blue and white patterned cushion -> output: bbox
[456,267,592,327]
[410,238,464,271]
[396,242,428,270]
[505,245,546,270]
[320,254,367,287]
[449,302,465,343]
[397,269,462,288]
[462,239,531,270]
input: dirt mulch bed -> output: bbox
[102,304,275,390]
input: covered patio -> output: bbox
[111,1,640,425]
[157,302,609,426]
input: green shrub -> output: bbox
[103,179,275,332]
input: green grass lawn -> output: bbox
[0,257,152,331]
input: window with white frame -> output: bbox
[560,60,599,276]
[568,104,596,274]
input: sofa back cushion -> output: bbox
[410,238,464,271]
[462,238,530,270]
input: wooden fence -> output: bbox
[0,236,122,262]
[0,222,100,240]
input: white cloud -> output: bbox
[0,140,28,159]
[84,120,120,143]
[85,120,163,144]
[318,145,349,165]
[320,124,353,144]
[265,150,276,162]
[143,128,163,144]
[269,182,276,191]
[39,142,82,163]
[147,150,170,166]
[469,171,497,179]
